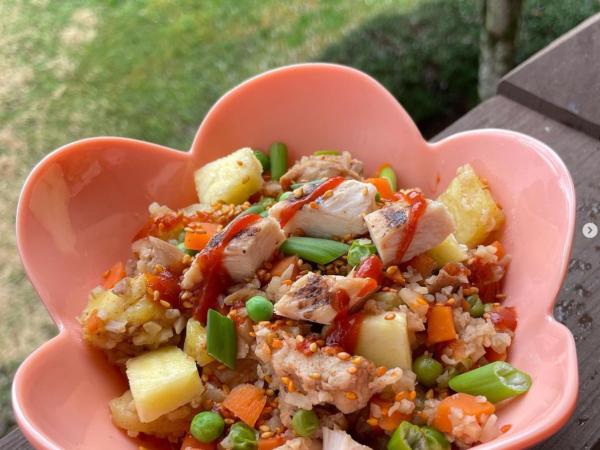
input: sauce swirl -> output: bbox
[190,213,262,324]
[278,176,345,228]
[393,190,427,262]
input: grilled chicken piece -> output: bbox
[255,325,404,415]
[182,217,285,288]
[323,428,371,450]
[132,237,186,274]
[274,273,377,324]
[279,151,364,191]
[364,199,455,266]
[268,180,377,238]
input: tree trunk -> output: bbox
[478,0,523,100]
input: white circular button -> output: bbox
[583,223,598,238]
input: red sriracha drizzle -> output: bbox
[190,213,262,324]
[355,255,384,286]
[146,268,184,310]
[277,176,345,228]
[393,190,427,262]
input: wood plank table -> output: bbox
[4,13,600,450]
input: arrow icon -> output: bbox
[583,223,598,239]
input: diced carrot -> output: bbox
[84,309,103,334]
[184,223,220,251]
[259,436,291,450]
[491,241,506,259]
[222,383,267,428]
[427,306,456,345]
[370,396,412,431]
[431,393,495,433]
[181,432,216,450]
[485,346,506,362]
[102,261,126,290]
[270,255,299,279]
[400,253,436,278]
[365,178,394,200]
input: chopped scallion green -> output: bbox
[253,150,270,174]
[347,239,378,267]
[449,361,532,403]
[466,294,484,318]
[280,237,349,265]
[379,166,397,192]
[278,191,292,201]
[290,179,325,190]
[269,143,288,181]
[207,309,237,370]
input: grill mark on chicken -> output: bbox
[381,208,408,228]
[291,274,331,317]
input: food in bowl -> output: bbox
[79,145,531,450]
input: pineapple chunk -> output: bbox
[194,147,264,205]
[354,312,412,370]
[126,346,204,423]
[438,164,505,248]
[426,234,468,268]
[110,390,196,438]
[183,318,214,366]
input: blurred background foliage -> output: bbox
[0,0,598,438]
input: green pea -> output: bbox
[466,294,484,318]
[412,355,444,388]
[257,197,276,208]
[422,426,450,450]
[246,296,274,322]
[227,422,258,450]
[190,411,224,443]
[292,409,319,437]
[253,150,270,174]
[177,242,198,257]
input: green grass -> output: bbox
[0,0,598,439]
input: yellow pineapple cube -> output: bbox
[126,346,204,423]
[438,164,505,248]
[426,234,468,268]
[183,319,214,366]
[355,312,412,370]
[194,147,264,205]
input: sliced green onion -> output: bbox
[207,309,237,370]
[253,149,270,174]
[421,426,450,450]
[269,142,288,181]
[257,197,276,208]
[466,294,484,318]
[290,179,325,190]
[314,150,340,156]
[347,238,378,267]
[379,166,397,192]
[449,361,532,403]
[387,421,427,450]
[280,237,349,265]
[259,211,269,218]
[278,191,292,201]
[375,192,381,202]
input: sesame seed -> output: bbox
[417,411,429,420]
[293,187,304,198]
[242,175,250,184]
[316,339,325,347]
[222,385,230,394]
[345,392,358,400]
[501,425,512,433]
[259,425,271,432]
[309,372,322,380]
[249,331,256,337]
[272,339,283,349]
[386,266,399,275]
[263,343,272,355]
[426,389,434,400]
[296,335,305,343]
[266,389,275,396]
[259,321,271,327]
[332,235,341,241]
[366,418,379,427]
[224,418,235,425]
[182,255,192,265]
[337,352,351,361]
[281,376,291,385]
[264,261,273,269]
[347,366,358,375]
[309,342,318,352]
[395,392,406,402]
[384,313,396,320]
[377,366,387,377]
[362,187,368,196]
[217,364,226,370]
[495,293,506,299]
[159,300,171,308]
[153,290,160,301]
[323,190,334,199]
[236,160,243,166]
[265,374,272,384]
[288,380,294,392]
[352,357,363,365]
[102,269,111,279]
[309,201,319,209]
[183,301,193,308]
[483,313,491,319]
[380,408,389,416]
[409,390,417,401]
[260,431,274,440]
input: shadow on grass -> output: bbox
[318,0,481,139]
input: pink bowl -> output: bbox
[14,64,577,450]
